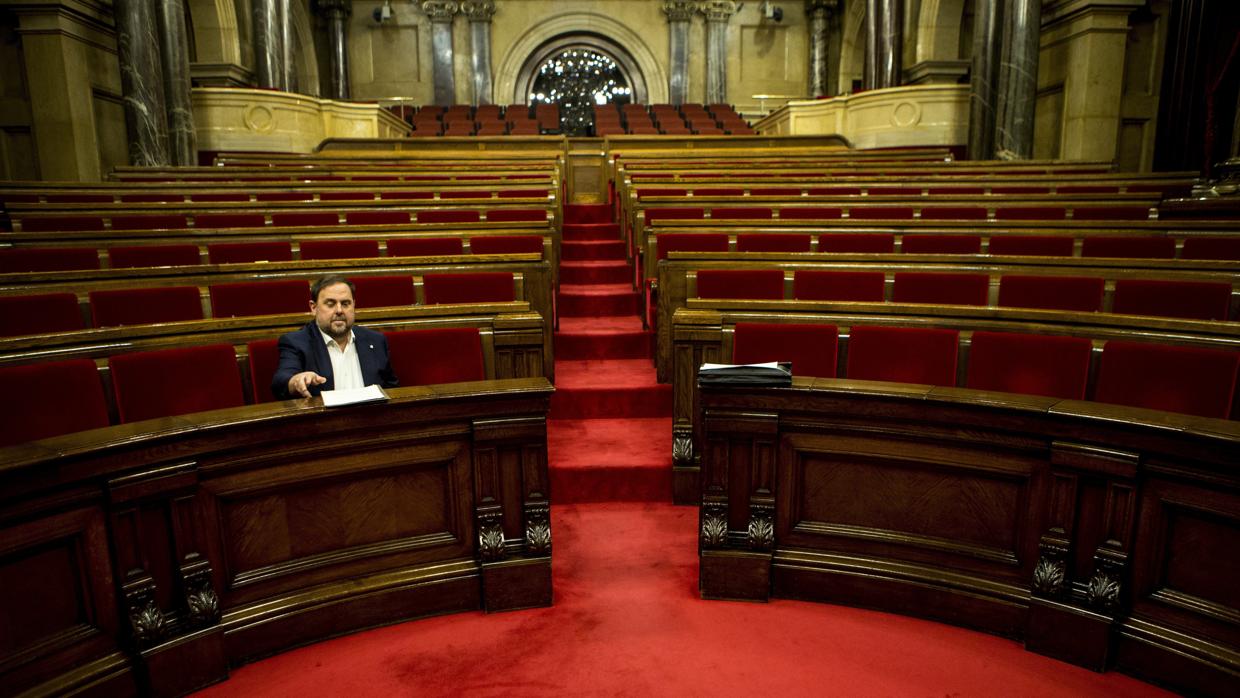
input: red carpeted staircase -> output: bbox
[549,203,672,502]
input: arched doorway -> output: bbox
[514,34,648,136]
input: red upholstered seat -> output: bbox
[1093,340,1239,419]
[901,235,982,254]
[849,207,914,220]
[319,191,373,202]
[712,207,773,220]
[440,191,483,199]
[351,275,415,308]
[1111,279,1232,320]
[994,207,1067,221]
[299,239,381,260]
[647,207,705,223]
[0,246,99,272]
[817,233,895,254]
[998,275,1105,312]
[110,214,189,231]
[0,359,111,446]
[695,188,744,197]
[779,207,843,220]
[346,210,411,226]
[736,234,811,252]
[379,191,434,200]
[1072,206,1151,221]
[387,237,465,256]
[696,269,784,299]
[1181,237,1240,261]
[271,212,338,227]
[210,279,308,317]
[109,344,246,423]
[194,213,265,229]
[847,325,959,386]
[422,272,514,304]
[498,189,549,199]
[638,188,687,198]
[246,338,280,403]
[919,207,988,220]
[1080,236,1176,259]
[21,215,105,232]
[732,322,838,378]
[1,293,83,336]
[469,235,544,255]
[751,188,802,196]
[892,272,989,306]
[90,286,204,327]
[109,244,200,268]
[418,210,481,223]
[988,235,1075,257]
[808,187,862,196]
[966,331,1092,399]
[656,233,730,260]
[207,241,293,264]
[385,327,486,386]
[794,270,885,302]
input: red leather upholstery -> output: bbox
[110,344,246,423]
[207,241,294,264]
[736,234,812,252]
[847,325,959,386]
[696,269,784,299]
[893,272,989,306]
[733,322,839,378]
[109,244,200,268]
[0,246,99,272]
[817,234,895,253]
[988,236,1075,257]
[385,327,486,386]
[1080,236,1176,259]
[469,235,544,255]
[0,293,83,336]
[967,331,1092,399]
[1111,279,1232,321]
[387,237,465,256]
[90,286,204,327]
[0,359,110,446]
[422,272,514,304]
[299,239,381,260]
[210,279,308,317]
[351,275,416,308]
[902,235,982,254]
[1093,340,1239,419]
[793,271,885,302]
[998,275,1105,312]
[246,338,280,403]
[656,233,729,260]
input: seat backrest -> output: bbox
[418,210,481,224]
[998,275,1105,312]
[0,293,84,337]
[89,286,205,327]
[847,325,959,386]
[469,235,545,255]
[110,344,246,423]
[696,269,784,299]
[988,235,1075,257]
[656,233,729,260]
[1093,340,1239,419]
[1111,279,1232,321]
[793,270,885,302]
[1181,237,1240,261]
[966,331,1092,400]
[817,233,895,253]
[385,327,486,386]
[299,239,381,261]
[351,275,416,308]
[207,241,294,264]
[647,207,705,223]
[246,338,280,403]
[0,246,99,272]
[733,322,838,378]
[210,279,308,318]
[892,272,989,306]
[387,237,465,257]
[0,359,111,446]
[109,244,200,268]
[901,235,982,254]
[422,272,515,304]
[1081,236,1176,259]
[736,234,812,253]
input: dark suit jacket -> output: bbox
[271,322,399,400]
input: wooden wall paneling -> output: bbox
[671,320,723,504]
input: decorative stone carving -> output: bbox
[700,0,739,22]
[477,511,506,561]
[524,503,551,555]
[747,504,774,551]
[459,0,495,21]
[662,0,697,21]
[700,503,728,548]
[127,585,167,648]
[672,431,693,467]
[421,0,459,22]
[184,568,221,627]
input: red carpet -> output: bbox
[196,503,1173,698]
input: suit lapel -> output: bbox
[356,331,378,386]
[308,324,335,391]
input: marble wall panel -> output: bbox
[754,84,967,149]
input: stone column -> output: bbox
[968,0,1002,159]
[319,0,351,99]
[422,1,459,105]
[115,0,169,166]
[278,0,293,90]
[155,0,196,166]
[806,1,838,97]
[995,0,1041,159]
[663,1,695,105]
[864,0,903,89]
[701,1,737,105]
[252,0,283,90]
[461,1,496,105]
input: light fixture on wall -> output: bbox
[760,1,783,22]
[373,0,393,23]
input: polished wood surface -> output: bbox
[696,378,1239,696]
[0,379,553,697]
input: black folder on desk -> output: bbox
[697,362,793,387]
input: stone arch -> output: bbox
[495,12,667,105]
[288,0,319,96]
[837,0,865,93]
[515,34,649,105]
[187,0,241,64]
[915,0,969,64]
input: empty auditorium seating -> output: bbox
[846,325,959,386]
[246,338,281,403]
[793,270,886,302]
[207,241,295,264]
[997,275,1105,312]
[387,237,466,256]
[1080,236,1176,259]
[469,235,545,255]
[0,246,99,272]
[89,286,204,327]
[696,269,784,299]
[385,327,486,386]
[0,359,111,446]
[817,233,896,253]
[732,322,838,378]
[1,293,84,336]
[351,275,416,308]
[901,235,982,254]
[210,279,308,317]
[299,239,382,260]
[966,331,1093,400]
[656,233,729,261]
[987,235,1075,257]
[109,343,246,423]
[109,244,201,268]
[1111,279,1233,321]
[892,272,989,306]
[736,234,812,252]
[1093,340,1239,419]
[422,272,515,304]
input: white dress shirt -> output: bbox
[320,329,364,390]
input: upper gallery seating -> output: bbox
[591,103,756,136]
[386,104,561,136]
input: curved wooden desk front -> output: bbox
[697,378,1238,697]
[1,378,553,697]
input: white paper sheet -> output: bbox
[321,384,389,407]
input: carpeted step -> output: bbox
[562,239,626,261]
[547,418,671,502]
[558,284,642,317]
[555,316,653,360]
[562,222,621,241]
[560,260,632,285]
[564,203,613,224]
[551,359,671,418]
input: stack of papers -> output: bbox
[698,361,793,386]
[321,385,390,407]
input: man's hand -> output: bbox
[288,371,327,398]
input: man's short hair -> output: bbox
[310,274,355,303]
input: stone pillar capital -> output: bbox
[701,0,739,22]
[421,0,458,22]
[662,1,697,22]
[314,0,351,17]
[805,0,839,14]
[460,0,495,22]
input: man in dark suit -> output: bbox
[271,274,399,400]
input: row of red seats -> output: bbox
[0,235,545,272]
[4,272,519,337]
[643,204,1159,222]
[731,323,1240,420]
[633,183,1185,196]
[693,268,1233,321]
[402,104,560,136]
[655,232,1240,261]
[1,187,550,206]
[594,103,755,136]
[0,326,489,447]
